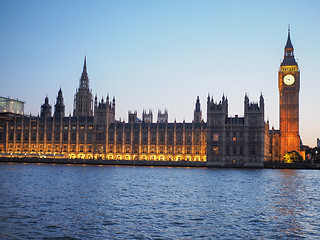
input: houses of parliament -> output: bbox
[0,30,304,167]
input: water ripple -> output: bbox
[1,164,320,239]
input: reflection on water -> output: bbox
[263,169,320,239]
[0,163,320,239]
[266,170,304,237]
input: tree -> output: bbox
[283,151,303,163]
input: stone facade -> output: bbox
[0,30,304,165]
[278,29,301,157]
[206,94,266,167]
[0,111,207,162]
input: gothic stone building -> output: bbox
[0,30,303,166]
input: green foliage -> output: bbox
[283,151,303,163]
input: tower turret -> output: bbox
[194,96,202,123]
[142,109,153,123]
[207,94,228,126]
[73,56,93,117]
[206,94,228,165]
[93,94,116,124]
[40,95,52,117]
[244,94,264,127]
[157,110,168,123]
[54,88,65,118]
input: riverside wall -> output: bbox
[2,157,320,169]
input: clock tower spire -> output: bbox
[278,28,301,158]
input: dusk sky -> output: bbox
[1,0,319,147]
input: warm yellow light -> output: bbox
[283,153,293,163]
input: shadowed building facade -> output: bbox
[206,94,268,167]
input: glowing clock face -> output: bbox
[284,74,295,85]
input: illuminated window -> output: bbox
[195,147,200,154]
[186,146,191,154]
[160,146,164,153]
[125,145,130,153]
[213,133,219,141]
[213,147,219,154]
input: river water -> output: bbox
[0,163,319,239]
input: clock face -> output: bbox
[284,74,295,85]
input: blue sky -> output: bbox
[1,0,319,147]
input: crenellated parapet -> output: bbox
[142,110,153,123]
[207,94,228,113]
[244,93,264,113]
[94,95,116,124]
[157,110,168,123]
[207,94,228,126]
[244,93,265,127]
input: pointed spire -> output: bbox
[112,96,115,109]
[79,56,89,88]
[260,93,264,104]
[83,56,87,74]
[74,56,93,117]
[281,27,297,66]
[54,88,65,118]
[56,88,64,103]
[285,25,293,50]
[94,94,98,108]
[58,87,62,97]
[195,96,201,112]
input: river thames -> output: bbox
[0,163,319,239]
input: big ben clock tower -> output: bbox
[279,28,301,157]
